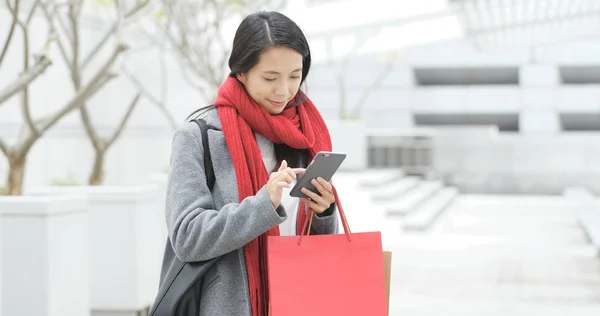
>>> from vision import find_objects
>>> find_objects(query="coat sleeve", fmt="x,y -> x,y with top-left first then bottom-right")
308,203 -> 339,235
165,123 -> 287,262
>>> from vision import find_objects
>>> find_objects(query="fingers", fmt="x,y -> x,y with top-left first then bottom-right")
276,181 -> 290,189
283,168 -> 300,181
274,160 -> 304,179
279,167 -> 305,182
291,168 -> 306,175
271,167 -> 294,181
311,178 -> 332,196
278,172 -> 294,185
278,160 -> 288,172
309,178 -> 335,203
300,177 -> 335,214
301,198 -> 327,214
301,186 -> 326,205
316,177 -> 333,193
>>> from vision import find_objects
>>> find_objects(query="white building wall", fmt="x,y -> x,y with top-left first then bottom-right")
2,8 -> 600,192
306,39 -> 600,193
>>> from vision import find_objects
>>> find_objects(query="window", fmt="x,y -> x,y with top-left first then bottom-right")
414,67 -> 520,86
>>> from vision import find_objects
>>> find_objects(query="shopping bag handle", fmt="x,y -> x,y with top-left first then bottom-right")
298,186 -> 352,245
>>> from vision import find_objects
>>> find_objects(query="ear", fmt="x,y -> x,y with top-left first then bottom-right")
236,72 -> 246,84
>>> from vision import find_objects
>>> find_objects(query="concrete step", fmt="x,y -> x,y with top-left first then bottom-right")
389,294 -> 600,316
385,181 -> 443,216
402,187 -> 459,232
387,193 -> 600,315
388,249 -> 600,273
387,245 -> 600,303
564,187 -> 600,250
391,284 -> 600,307
371,176 -> 421,201
356,168 -> 404,188
578,212 -> 600,250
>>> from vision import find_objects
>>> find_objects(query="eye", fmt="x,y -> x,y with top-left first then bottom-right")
290,76 -> 301,80
263,77 -> 276,82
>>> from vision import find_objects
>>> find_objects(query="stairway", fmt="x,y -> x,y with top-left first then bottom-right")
388,195 -> 600,316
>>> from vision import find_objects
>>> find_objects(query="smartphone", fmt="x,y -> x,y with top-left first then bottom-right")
289,151 -> 346,199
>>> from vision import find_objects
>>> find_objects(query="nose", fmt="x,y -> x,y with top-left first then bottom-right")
274,81 -> 287,97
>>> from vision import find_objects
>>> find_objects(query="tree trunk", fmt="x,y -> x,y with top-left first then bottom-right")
6,153 -> 26,195
88,149 -> 105,186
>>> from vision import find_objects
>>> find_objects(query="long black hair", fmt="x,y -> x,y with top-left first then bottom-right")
229,11 -> 311,85
189,11 -> 312,170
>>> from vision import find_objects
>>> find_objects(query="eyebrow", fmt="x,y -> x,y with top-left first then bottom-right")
263,68 -> 302,75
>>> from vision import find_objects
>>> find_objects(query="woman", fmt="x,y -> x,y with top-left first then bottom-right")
165,11 -> 339,316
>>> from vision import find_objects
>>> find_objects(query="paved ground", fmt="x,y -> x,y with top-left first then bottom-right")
333,172 -> 600,316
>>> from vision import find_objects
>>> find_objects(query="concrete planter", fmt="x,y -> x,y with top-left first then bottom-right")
147,173 -> 169,241
0,194 -> 90,316
26,184 -> 166,315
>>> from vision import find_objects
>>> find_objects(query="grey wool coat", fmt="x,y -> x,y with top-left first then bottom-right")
165,108 -> 339,316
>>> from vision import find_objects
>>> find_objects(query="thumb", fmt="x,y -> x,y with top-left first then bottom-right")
278,160 -> 287,171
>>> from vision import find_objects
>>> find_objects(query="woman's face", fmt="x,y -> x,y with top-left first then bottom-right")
236,46 -> 303,115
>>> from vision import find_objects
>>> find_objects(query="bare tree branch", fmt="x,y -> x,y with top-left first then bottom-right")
17,71 -> 115,151
176,57 -> 208,100
16,17 -> 39,138
75,71 -> 119,151
36,44 -> 127,135
72,0 -> 134,151
122,64 -> 177,130
24,0 -> 39,25
80,24 -> 114,69
106,92 -> 140,147
77,0 -> 138,149
119,22 -> 178,130
0,55 -> 52,105
15,0 -> 45,137
0,137 -> 9,156
2,0 -> 148,193
66,0 -> 107,151
39,1 -> 72,70
326,39 -> 348,119
0,1 -> 59,107
15,71 -> 118,159
3,0 -> 12,11
159,34 -> 168,109
0,0 -> 20,68
89,72 -> 118,95
325,31 -> 377,119
158,0 -> 288,99
82,89 -> 140,185
56,9 -> 73,44
78,0 -> 151,185
79,104 -> 100,147
68,2 -> 81,86
81,0 -> 151,70
350,64 -> 394,118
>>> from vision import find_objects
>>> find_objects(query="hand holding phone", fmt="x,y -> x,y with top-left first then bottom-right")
289,151 -> 346,199
298,176 -> 337,215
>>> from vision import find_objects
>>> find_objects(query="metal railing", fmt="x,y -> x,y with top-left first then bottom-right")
367,133 -> 434,176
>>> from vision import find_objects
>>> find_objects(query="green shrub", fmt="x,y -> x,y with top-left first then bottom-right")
50,172 -> 79,186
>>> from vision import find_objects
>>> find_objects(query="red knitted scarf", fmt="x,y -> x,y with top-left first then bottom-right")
213,76 -> 332,315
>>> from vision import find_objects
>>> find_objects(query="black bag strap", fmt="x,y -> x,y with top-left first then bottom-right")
193,118 -> 215,189
149,118 -> 218,316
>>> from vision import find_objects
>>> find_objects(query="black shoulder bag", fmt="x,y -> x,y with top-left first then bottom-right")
149,118 -> 218,316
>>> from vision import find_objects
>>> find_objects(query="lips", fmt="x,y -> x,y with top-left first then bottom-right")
269,99 -> 286,107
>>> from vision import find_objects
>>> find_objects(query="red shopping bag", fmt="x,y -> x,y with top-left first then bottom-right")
267,196 -> 388,316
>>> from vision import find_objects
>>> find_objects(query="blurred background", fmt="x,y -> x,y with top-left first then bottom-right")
1,0 -> 600,315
